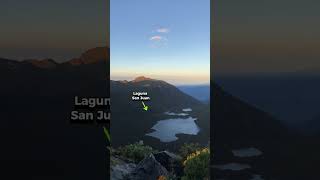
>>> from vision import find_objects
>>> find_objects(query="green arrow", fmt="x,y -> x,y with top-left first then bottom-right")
142,101 -> 149,111
103,126 -> 111,142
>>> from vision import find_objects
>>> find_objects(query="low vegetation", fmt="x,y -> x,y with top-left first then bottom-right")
112,142 -> 210,179
179,143 -> 202,159
182,148 -> 210,180
116,141 -> 157,163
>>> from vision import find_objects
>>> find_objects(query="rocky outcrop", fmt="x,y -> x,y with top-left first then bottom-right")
111,156 -> 136,180
125,154 -> 168,180
111,151 -> 184,180
153,151 -> 183,176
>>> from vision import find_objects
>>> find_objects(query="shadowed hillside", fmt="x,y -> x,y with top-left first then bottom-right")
212,83 -> 320,179
0,47 -> 109,179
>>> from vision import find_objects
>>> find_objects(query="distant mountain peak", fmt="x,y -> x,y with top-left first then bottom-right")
67,47 -> 109,65
132,76 -> 153,82
119,80 -> 129,83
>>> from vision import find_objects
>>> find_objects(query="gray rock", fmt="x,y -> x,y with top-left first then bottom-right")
153,151 -> 183,176
126,154 -> 168,180
111,156 -> 136,180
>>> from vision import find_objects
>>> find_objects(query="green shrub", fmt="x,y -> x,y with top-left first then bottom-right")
117,142 -> 156,163
179,143 -> 202,159
182,148 -> 210,180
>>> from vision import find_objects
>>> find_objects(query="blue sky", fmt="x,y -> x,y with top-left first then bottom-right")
111,0 -> 210,85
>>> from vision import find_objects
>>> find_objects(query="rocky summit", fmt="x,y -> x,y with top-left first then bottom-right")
111,151 -> 183,180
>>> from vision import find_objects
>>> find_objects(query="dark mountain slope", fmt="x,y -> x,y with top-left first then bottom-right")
0,47 -> 109,179
25,58 -> 58,68
213,83 -> 289,148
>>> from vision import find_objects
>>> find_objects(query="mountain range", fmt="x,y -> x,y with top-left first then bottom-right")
1,47 -> 319,179
111,76 -> 210,151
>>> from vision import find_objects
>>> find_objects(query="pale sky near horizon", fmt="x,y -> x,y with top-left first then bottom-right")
110,0 -> 210,85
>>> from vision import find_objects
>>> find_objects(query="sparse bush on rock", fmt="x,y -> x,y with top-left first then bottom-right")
179,143 -> 202,159
181,148 -> 210,180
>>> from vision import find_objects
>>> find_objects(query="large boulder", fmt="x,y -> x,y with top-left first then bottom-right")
125,154 -> 168,180
111,156 -> 136,180
153,151 -> 183,176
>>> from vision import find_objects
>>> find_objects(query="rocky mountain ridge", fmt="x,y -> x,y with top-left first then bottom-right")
0,46 -> 109,69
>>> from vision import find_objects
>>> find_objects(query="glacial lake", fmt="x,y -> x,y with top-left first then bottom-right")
232,147 -> 263,157
146,117 -> 200,142
182,108 -> 192,112
213,163 -> 251,171
251,174 -> 264,180
164,112 -> 189,116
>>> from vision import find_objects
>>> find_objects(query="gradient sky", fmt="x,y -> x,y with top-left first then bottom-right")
2,0 -> 318,75
110,0 -> 210,85
213,0 -> 320,75
0,0 -> 107,62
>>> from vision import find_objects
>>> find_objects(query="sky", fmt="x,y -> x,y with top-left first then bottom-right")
0,0 -> 108,62
2,0 -> 318,76
213,0 -> 320,75
110,0 -> 210,85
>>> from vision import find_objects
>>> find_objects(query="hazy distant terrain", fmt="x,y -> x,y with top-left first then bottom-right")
178,85 -> 210,103
216,74 -> 320,131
